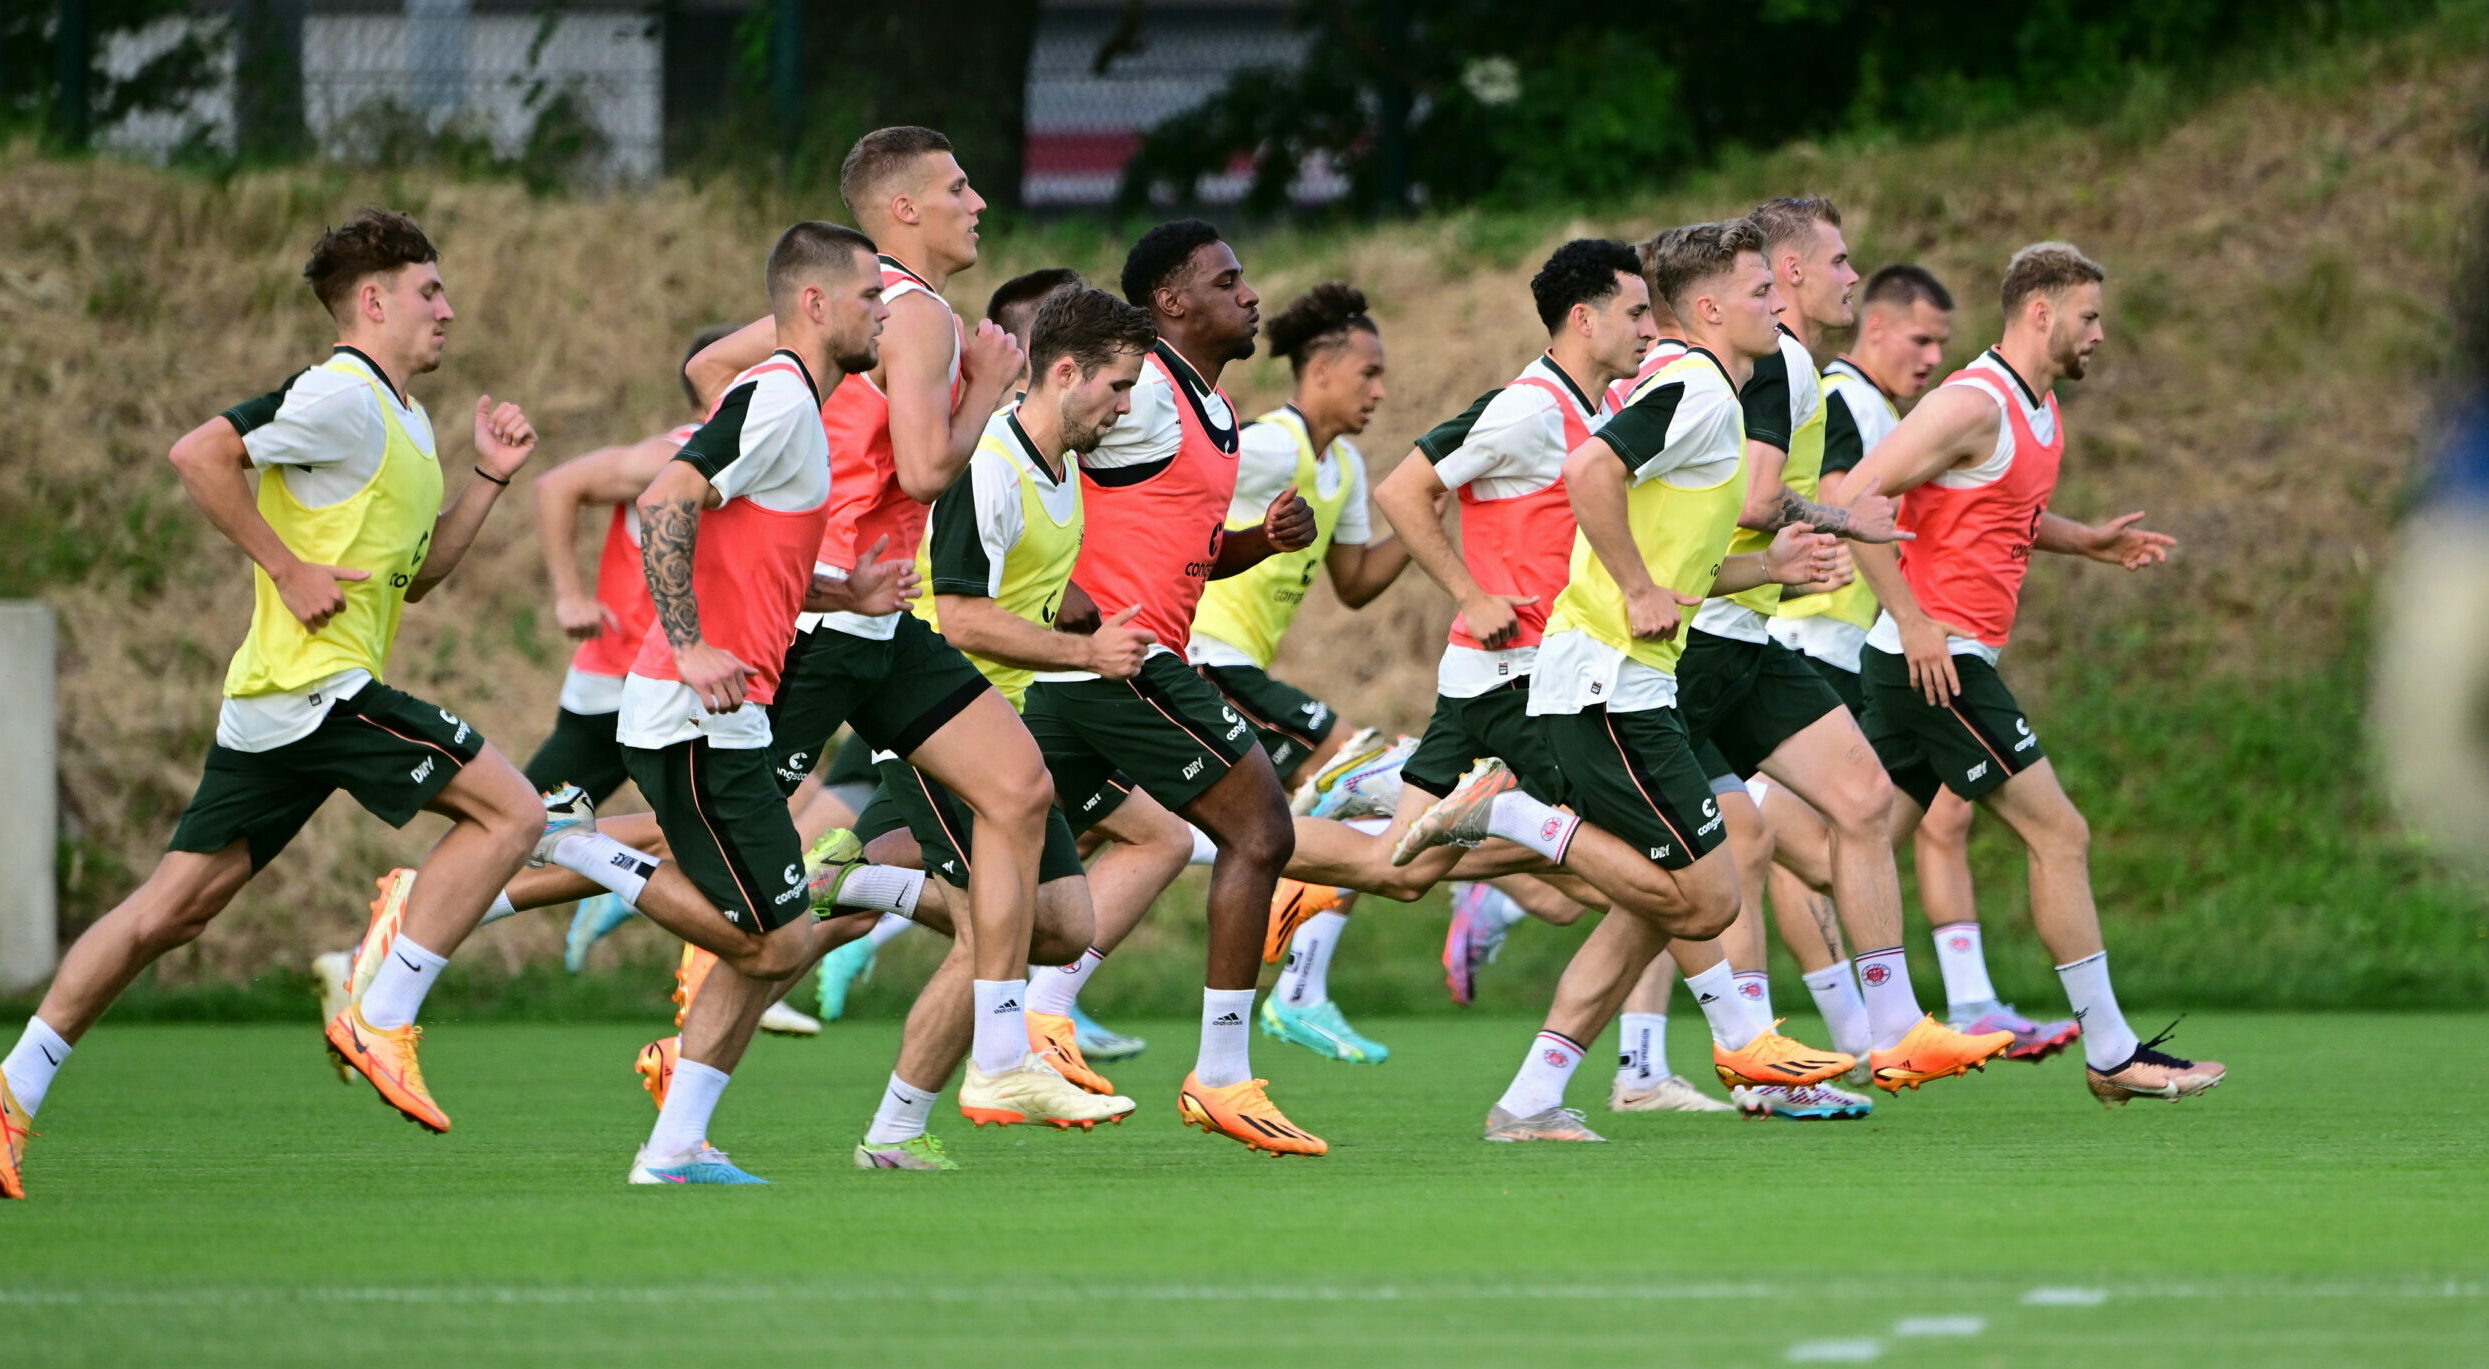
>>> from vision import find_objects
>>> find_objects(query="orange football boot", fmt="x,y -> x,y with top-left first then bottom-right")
636,1035 -> 679,1111
1712,1019 -> 1856,1089
335,868 -> 416,1081
325,1004 -> 451,1133
672,946 -> 717,1029
1265,880 -> 1347,964
1177,1073 -> 1327,1156
1868,1015 -> 2013,1093
1027,1011 -> 1115,1095
1,1076 -> 31,1199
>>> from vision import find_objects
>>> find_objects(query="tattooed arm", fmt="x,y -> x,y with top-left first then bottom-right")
1753,482 -> 1910,544
637,460 -> 756,712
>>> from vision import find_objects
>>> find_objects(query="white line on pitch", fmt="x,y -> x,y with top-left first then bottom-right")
1893,1315 -> 1987,1336
1786,1340 -> 1884,1363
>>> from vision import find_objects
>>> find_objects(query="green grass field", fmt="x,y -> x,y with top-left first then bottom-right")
4,1013 -> 2482,1366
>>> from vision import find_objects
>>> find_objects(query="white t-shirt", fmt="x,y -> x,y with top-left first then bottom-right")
1530,353 -> 1745,715
620,350 -> 833,750
1187,410 -> 1371,668
1421,355 -> 1607,697
213,347 -> 436,752
1769,358 -> 1896,675
1692,328 -> 1821,645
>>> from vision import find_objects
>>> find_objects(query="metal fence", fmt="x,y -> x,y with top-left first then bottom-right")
64,0 -> 1326,205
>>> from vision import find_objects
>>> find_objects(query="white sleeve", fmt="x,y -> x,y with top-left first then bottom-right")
1080,368 -> 1182,471
973,457 -> 1024,596
1433,387 -> 1562,491
1632,380 -> 1743,486
1333,446 -> 1373,545
700,378 -> 815,505
235,370 -> 382,471
1227,421 -> 1300,528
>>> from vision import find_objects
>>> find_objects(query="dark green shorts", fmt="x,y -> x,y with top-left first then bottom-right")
1803,652 -> 1944,807
1023,653 -> 1259,813
765,613 -> 992,795
1401,677 -> 1566,801
521,706 -> 630,806
1194,664 -> 1337,777
1860,647 -> 2044,805
169,682 -> 483,871
864,757 -> 1096,887
824,730 -> 878,787
622,738 -> 810,932
1677,630 -> 1845,779
1540,704 -> 1727,870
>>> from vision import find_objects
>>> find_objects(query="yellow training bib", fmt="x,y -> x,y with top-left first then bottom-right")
915,419 -> 1083,709
1545,352 -> 1750,676
1190,406 -> 1356,668
222,359 -> 440,697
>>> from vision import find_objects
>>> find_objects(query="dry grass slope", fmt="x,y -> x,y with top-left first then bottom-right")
0,28 -> 2477,983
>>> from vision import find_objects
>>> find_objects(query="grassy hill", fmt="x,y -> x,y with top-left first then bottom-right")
2,17 -> 2483,1013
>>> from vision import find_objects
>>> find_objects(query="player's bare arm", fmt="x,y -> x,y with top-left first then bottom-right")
683,316 -> 775,411
887,301 -> 1023,502
1734,435 -> 1908,542
1563,434 -> 1699,640
802,534 -> 921,615
1844,385 -> 1999,702
407,396 -> 536,602
170,415 -> 370,631
637,459 -> 753,712
1323,521 -> 1409,608
1714,523 -> 1848,596
1375,447 -> 1527,642
2036,510 -> 2175,569
1209,484 -> 1318,578
938,596 -> 1155,679
533,432 -> 678,638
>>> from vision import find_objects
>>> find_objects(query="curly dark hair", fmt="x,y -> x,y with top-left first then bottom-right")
1529,238 -> 1640,333
1266,282 -> 1375,372
303,208 -> 438,321
1120,218 -> 1225,309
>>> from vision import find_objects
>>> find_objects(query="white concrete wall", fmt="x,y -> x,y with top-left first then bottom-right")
0,604 -> 59,996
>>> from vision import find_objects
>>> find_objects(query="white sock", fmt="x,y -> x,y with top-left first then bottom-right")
1685,960 -> 1763,1050
1483,790 -> 1581,862
1802,960 -> 1872,1060
1278,910 -> 1347,1006
2,1017 -> 73,1117
1343,815 -> 1390,837
1733,970 -> 1774,1021
1495,1030 -> 1585,1116
1463,882 -> 1528,933
1932,921 -> 1999,1010
1853,946 -> 1924,1051
644,1058 -> 729,1159
1187,825 -> 1219,866
550,832 -> 656,906
866,911 -> 916,949
971,978 -> 1029,1075
832,865 -> 926,917
865,1072 -> 940,1145
1029,947 -> 1104,1017
359,936 -> 447,1030
478,891 -> 520,926
2055,951 -> 2141,1069
1195,987 -> 1256,1087
1616,1012 -> 1671,1087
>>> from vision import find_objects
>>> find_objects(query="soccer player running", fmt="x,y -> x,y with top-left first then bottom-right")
1019,219 -> 1331,1154
841,286 -> 1174,1168
1401,221 -> 1856,1141
1655,199 -> 2014,1114
662,129 -> 1113,1133
809,264 -> 1090,1018
611,220 -> 927,1184
1183,282 -> 1411,1065
2,211 -> 555,1197
1763,264 -> 2079,1062
1841,241 -> 2224,1106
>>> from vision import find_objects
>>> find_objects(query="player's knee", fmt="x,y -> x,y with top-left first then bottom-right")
967,765 -> 1054,833
2029,803 -> 2091,862
1824,770 -> 1896,836
1228,809 -> 1295,872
